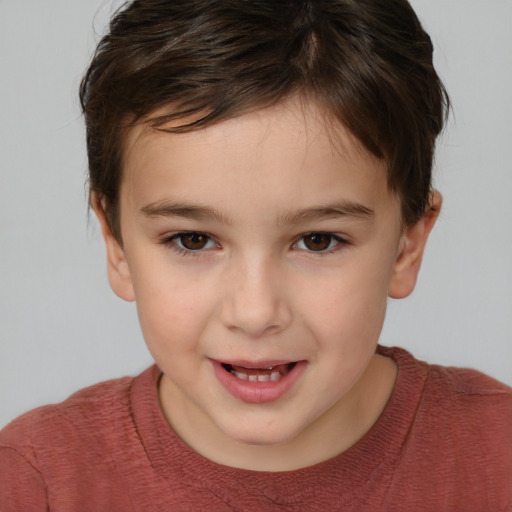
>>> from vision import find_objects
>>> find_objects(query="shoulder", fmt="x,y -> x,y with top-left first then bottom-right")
390,347 -> 512,434
382,347 -> 512,508
387,346 -> 512,444
384,345 -> 512,412
424,363 -> 512,456
425,361 -> 512,417
0,369 -> 158,510
0,371 -> 139,466
386,345 -> 512,448
430,366 -> 512,505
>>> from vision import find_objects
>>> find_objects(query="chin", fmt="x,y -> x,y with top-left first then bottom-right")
221,418 -> 302,447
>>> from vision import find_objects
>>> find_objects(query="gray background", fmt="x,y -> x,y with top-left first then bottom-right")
1,0 -> 511,429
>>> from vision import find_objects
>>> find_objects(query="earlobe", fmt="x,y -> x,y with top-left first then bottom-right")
388,191 -> 442,299
91,194 -> 135,302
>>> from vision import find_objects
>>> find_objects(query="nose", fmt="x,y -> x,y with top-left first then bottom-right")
220,255 -> 292,339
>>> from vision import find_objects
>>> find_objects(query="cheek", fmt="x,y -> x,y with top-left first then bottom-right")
128,258 -> 217,353
294,254 -> 393,360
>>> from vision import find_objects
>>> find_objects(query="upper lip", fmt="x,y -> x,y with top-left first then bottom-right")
213,359 -> 299,369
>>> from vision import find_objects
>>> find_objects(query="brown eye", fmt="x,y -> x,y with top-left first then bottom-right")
175,232 -> 213,251
301,233 -> 333,251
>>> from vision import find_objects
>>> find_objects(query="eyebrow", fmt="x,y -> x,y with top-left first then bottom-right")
141,199 -> 374,226
140,201 -> 233,224
280,201 -> 375,225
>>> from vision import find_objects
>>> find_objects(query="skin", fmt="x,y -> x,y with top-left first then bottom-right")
94,98 -> 440,471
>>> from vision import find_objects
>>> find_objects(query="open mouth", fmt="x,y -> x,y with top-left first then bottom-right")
221,362 -> 297,383
213,359 -> 306,403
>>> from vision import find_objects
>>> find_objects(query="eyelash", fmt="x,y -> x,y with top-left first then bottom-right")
161,231 -> 220,257
160,231 -> 350,257
294,232 -> 350,256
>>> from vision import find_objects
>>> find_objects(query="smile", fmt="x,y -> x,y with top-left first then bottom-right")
221,362 -> 297,382
212,360 -> 306,404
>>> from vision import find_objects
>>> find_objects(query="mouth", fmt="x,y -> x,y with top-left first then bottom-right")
212,359 -> 306,404
221,362 -> 297,382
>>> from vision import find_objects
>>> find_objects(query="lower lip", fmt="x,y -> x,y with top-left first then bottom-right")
211,360 -> 307,404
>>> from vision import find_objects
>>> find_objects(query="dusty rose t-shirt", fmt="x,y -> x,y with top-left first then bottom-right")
1,346 -> 511,511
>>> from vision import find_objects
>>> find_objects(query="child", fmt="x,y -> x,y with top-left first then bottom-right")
1,0 -> 510,510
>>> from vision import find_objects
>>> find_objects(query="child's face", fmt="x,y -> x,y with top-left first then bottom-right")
98,98 -> 431,466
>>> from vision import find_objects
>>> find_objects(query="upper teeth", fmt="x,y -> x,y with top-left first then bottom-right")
233,370 -> 281,382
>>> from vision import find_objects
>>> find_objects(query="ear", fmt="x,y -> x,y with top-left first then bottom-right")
388,191 -> 442,299
91,194 -> 135,302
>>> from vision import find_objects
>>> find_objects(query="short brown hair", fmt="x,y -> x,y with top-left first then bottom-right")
80,0 -> 449,241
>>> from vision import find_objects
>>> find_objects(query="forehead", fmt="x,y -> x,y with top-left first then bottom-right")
120,98 -> 395,220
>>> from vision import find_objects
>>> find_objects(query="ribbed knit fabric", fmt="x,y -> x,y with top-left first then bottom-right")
1,346 -> 511,511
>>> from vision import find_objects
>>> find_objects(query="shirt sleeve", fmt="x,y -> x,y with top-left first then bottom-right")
0,446 -> 48,512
